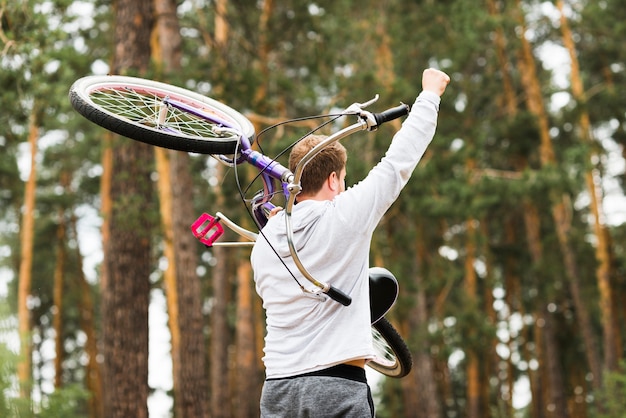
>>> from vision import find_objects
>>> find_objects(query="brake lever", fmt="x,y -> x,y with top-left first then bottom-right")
341,94 -> 379,115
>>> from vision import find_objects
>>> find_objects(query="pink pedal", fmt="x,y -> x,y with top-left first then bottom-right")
191,213 -> 224,246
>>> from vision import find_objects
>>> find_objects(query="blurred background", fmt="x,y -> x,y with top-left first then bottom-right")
0,0 -> 625,417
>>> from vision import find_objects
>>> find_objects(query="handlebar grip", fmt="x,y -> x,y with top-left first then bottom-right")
326,286 -> 352,306
373,103 -> 410,126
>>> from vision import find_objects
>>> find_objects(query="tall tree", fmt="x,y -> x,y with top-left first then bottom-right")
170,149 -> 210,417
101,1 -> 154,417
52,175 -> 69,389
406,224 -> 442,417
17,107 -> 40,400
514,0 -> 603,393
152,0 -> 210,415
209,165 -> 232,418
234,257 -> 258,417
556,0 -> 617,374
202,2 -> 235,416
70,213 -> 104,418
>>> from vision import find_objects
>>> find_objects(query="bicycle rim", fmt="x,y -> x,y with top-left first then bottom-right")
368,317 -> 413,378
69,75 -> 255,155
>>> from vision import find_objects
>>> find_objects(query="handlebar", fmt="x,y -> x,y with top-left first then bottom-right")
326,285 -> 352,306
372,103 -> 410,128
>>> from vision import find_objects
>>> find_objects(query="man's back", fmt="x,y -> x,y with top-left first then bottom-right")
252,197 -> 374,378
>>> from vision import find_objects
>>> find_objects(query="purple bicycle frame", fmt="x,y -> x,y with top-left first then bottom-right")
163,97 -> 289,227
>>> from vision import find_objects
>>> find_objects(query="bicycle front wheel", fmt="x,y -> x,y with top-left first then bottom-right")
69,75 -> 255,155
368,317 -> 413,378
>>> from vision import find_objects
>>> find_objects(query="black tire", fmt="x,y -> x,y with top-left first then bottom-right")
69,75 -> 255,155
368,317 -> 413,378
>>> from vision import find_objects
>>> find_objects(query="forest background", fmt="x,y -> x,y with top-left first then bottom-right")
1,0 -> 625,417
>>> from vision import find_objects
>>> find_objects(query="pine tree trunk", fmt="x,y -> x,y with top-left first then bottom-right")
152,0 -> 182,74
521,202 -> 546,416
53,206 -> 67,389
392,225 -> 441,418
403,228 -> 441,418
153,0 -> 211,415
523,196 -> 572,416
70,213 -> 104,418
103,140 -> 154,418
171,150 -> 210,417
210,245 -> 231,418
252,0 -> 272,106
530,313 -> 546,418
542,308 -> 570,418
464,218 -> 480,418
17,108 -> 39,400
486,5 -> 523,412
100,132 -> 113,293
480,220 -> 496,418
515,0 -> 603,390
209,161 -> 232,418
557,0 -> 617,373
487,0 -> 517,115
102,1 -> 154,417
503,217 -> 522,417
154,147 -> 182,414
209,4 -> 233,413
234,257 -> 259,417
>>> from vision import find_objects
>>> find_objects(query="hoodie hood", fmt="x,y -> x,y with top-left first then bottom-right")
265,200 -> 330,257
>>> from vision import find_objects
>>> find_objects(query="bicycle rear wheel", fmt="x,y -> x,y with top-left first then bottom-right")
69,75 -> 255,155
368,317 -> 413,378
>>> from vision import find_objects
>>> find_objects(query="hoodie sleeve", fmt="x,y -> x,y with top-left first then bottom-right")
333,90 -> 441,233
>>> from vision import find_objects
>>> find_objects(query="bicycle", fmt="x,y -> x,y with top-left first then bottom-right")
69,74 -> 413,378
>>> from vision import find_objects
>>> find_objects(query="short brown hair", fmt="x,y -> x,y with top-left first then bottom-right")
289,135 -> 347,195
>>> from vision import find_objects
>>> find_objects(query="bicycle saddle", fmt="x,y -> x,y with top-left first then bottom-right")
369,267 -> 399,324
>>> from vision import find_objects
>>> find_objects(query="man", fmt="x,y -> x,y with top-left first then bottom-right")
251,68 -> 450,417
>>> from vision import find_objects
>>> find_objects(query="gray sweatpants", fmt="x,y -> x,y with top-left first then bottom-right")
260,365 -> 375,418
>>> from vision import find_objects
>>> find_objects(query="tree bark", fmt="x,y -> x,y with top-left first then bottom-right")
480,220 -> 497,418
53,204 -> 67,389
404,227 -> 442,418
102,139 -> 154,418
102,1 -> 154,417
100,132 -> 113,294
210,244 -> 231,418
234,257 -> 259,418
70,213 -> 104,418
542,308 -> 570,418
503,216 -> 521,417
464,218 -> 481,418
154,147 -> 182,414
17,108 -> 39,400
171,150 -> 210,417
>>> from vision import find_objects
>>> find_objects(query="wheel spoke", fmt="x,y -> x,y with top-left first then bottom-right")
372,327 -> 397,367
89,86 -> 234,140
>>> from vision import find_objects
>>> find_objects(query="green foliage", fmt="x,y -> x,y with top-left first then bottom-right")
0,315 -> 18,417
0,300 -> 89,418
591,362 -> 626,418
36,385 -> 90,418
